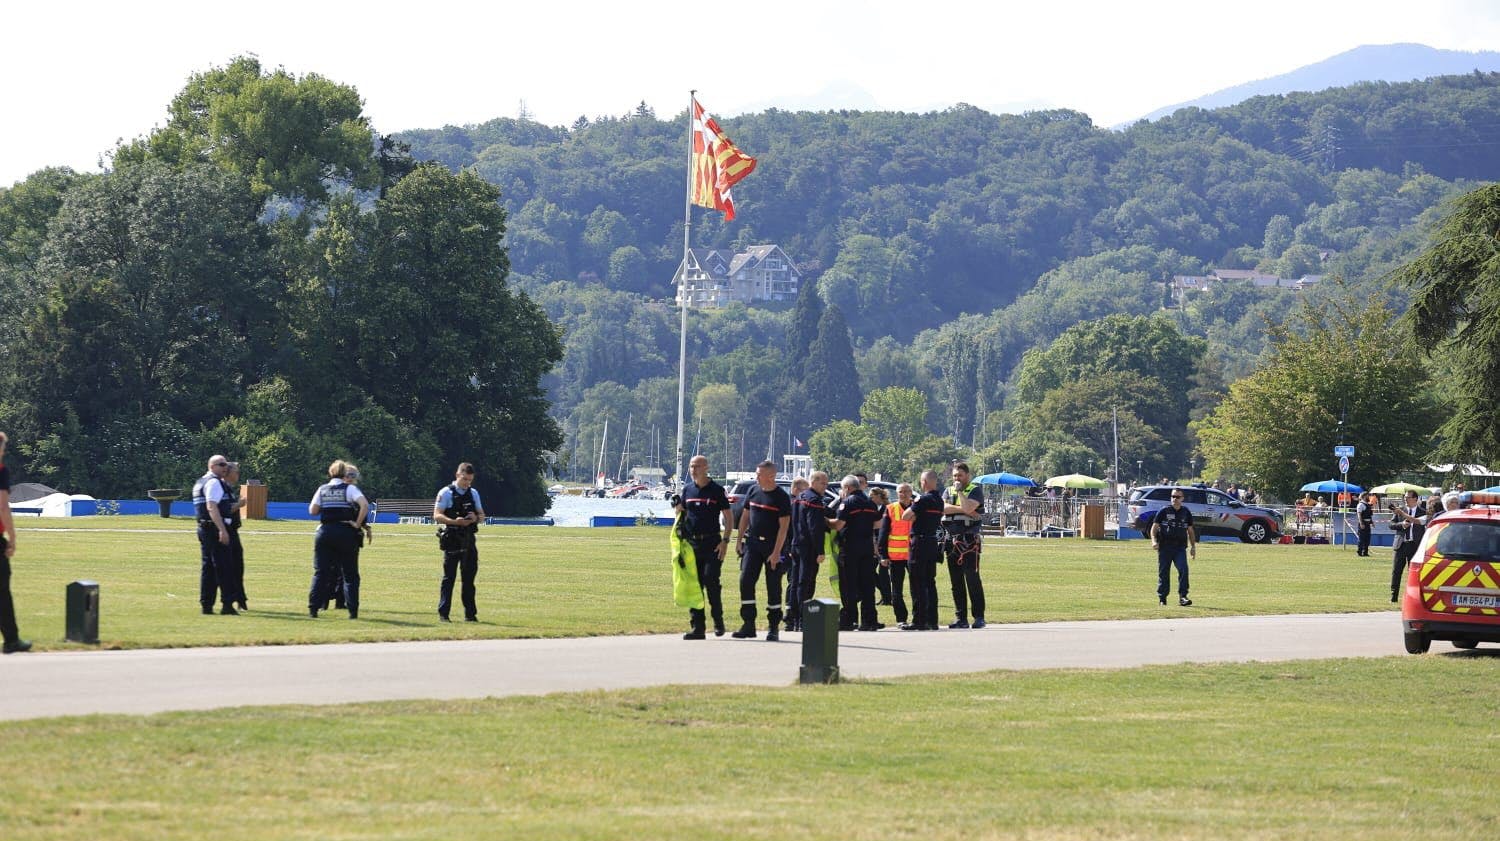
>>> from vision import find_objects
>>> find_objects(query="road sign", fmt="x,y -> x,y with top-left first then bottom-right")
1334,445 -> 1355,458
1339,456 -> 1350,474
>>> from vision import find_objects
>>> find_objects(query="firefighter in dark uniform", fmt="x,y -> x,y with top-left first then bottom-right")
902,470 -> 947,630
942,461 -> 987,628
192,455 -> 239,615
780,476 -> 810,631
786,470 -> 832,633
434,462 -> 486,622
733,460 -> 791,640
308,459 -> 368,619
674,455 -> 732,639
831,474 -> 882,630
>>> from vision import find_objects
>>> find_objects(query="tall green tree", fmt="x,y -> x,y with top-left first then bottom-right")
1398,183 -> 1500,465
800,304 -> 863,432
1194,298 -> 1434,500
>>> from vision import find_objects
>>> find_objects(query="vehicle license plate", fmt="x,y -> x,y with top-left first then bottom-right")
1452,593 -> 1498,608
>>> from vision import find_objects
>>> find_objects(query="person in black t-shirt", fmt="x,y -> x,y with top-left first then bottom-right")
732,461 -> 792,640
1150,489 -> 1197,606
831,475 -> 883,630
674,455 -> 733,639
902,470 -> 947,630
0,431 -> 30,654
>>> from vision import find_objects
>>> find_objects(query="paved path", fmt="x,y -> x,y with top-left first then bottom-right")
0,612 -> 1408,721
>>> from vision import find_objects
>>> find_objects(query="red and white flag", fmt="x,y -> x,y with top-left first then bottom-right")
692,97 -> 757,221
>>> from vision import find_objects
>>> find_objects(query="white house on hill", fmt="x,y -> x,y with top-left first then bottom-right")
674,244 -> 801,308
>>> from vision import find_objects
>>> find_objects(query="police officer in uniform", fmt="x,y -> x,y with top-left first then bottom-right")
674,455 -> 732,638
309,460 -> 368,619
192,455 -> 239,615
0,430 -> 31,653
941,462 -> 987,628
733,460 -> 791,641
434,462 -> 486,622
831,475 -> 882,631
1150,488 -> 1196,606
787,471 -> 832,633
1355,492 -> 1375,557
902,470 -> 946,630
223,462 -> 249,611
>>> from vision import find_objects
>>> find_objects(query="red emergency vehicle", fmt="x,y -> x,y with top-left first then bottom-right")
1401,491 -> 1500,653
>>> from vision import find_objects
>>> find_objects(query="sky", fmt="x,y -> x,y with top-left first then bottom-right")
4,0 -> 1499,188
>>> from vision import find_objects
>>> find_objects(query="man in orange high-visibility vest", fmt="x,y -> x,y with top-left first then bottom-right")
879,482 -> 914,628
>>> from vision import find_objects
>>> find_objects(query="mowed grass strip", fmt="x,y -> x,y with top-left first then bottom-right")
1,655 -> 1495,841
8,517 -> 1397,649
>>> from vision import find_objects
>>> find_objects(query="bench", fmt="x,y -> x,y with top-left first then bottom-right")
375,498 -> 436,524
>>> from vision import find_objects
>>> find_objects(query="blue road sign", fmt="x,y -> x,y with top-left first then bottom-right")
1334,445 -> 1355,458
1339,456 -> 1350,474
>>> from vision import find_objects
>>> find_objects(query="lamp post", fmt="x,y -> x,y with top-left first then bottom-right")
1190,455 -> 1199,480
1136,459 -> 1143,486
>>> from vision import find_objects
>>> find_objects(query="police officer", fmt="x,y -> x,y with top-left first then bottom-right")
0,430 -> 31,653
673,455 -> 732,639
309,460 -> 368,619
901,470 -> 945,630
942,462 -> 987,628
223,462 -> 249,611
192,455 -> 238,615
434,462 -> 486,622
786,470 -> 832,633
1150,487 -> 1196,606
733,460 -> 791,641
831,474 -> 882,631
1355,492 -> 1375,557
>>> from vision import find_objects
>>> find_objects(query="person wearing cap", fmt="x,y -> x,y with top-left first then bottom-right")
309,460 -> 368,619
434,462 -> 485,623
192,454 -> 239,615
0,431 -> 31,653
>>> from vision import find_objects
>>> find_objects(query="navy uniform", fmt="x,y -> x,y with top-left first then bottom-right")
192,470 -> 237,615
832,488 -> 882,630
905,486 -> 945,630
309,479 -> 366,618
942,481 -> 986,628
223,478 -> 247,611
1151,501 -> 1195,605
1356,497 -> 1373,557
679,477 -> 730,636
787,486 -> 830,632
1,459 -> 30,653
734,483 -> 792,639
436,482 -> 484,621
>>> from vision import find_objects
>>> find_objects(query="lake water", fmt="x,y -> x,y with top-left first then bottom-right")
543,494 -> 676,527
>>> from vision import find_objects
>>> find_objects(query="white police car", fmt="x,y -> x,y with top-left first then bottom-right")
1128,485 -> 1283,543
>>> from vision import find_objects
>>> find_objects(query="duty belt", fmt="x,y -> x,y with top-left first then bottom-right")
911,532 -> 941,539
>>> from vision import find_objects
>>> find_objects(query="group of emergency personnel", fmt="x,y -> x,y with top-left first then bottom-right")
674,457 -> 989,640
190,457 -> 487,622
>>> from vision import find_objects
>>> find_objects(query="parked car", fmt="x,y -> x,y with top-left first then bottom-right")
1401,492 -> 1500,653
1127,485 -> 1283,543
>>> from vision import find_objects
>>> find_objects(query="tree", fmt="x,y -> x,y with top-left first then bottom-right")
859,386 -> 929,476
118,55 -> 380,203
1398,183 -> 1500,465
800,304 -> 862,430
1194,297 -> 1434,500
808,420 -> 871,481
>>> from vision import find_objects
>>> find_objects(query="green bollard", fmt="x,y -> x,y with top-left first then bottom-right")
799,598 -> 840,684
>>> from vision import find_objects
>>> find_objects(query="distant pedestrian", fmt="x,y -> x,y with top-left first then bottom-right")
191,455 -> 238,615
1150,487 -> 1196,606
0,431 -> 30,654
434,462 -> 486,623
309,460 -> 368,619
1355,492 -> 1375,557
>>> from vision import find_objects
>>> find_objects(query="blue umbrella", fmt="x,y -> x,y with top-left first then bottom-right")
975,472 -> 1036,487
1481,486 -> 1500,494
1300,479 -> 1364,494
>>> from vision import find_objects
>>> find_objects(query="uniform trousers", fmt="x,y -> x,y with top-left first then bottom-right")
439,535 -> 479,619
841,545 -> 879,628
885,560 -> 909,624
908,535 -> 941,628
1156,544 -> 1190,600
1392,538 -> 1419,597
738,535 -> 785,629
310,524 -> 362,614
944,529 -> 985,622
1356,523 -> 1372,556
228,527 -> 246,606
197,523 -> 238,611
0,538 -> 19,645
687,534 -> 724,632
788,539 -> 822,624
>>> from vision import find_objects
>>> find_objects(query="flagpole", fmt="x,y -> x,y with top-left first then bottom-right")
675,90 -> 695,488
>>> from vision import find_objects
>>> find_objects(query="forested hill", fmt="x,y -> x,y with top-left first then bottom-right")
399,71 -> 1500,342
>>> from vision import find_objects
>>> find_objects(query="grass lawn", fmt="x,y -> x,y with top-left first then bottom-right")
7,517 -> 1398,649
0,654 -> 1495,840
